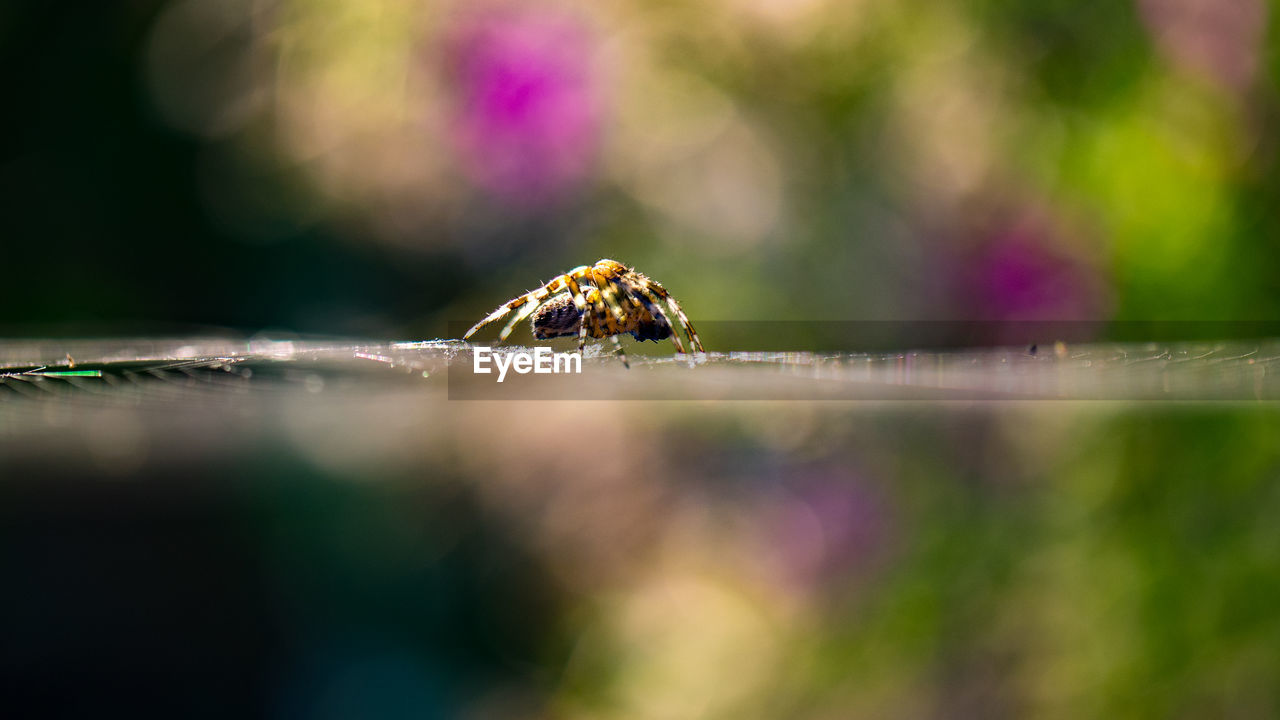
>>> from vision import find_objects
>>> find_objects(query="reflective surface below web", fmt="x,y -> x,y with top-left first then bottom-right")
2,337 -> 1279,403
2,334 -> 1278,483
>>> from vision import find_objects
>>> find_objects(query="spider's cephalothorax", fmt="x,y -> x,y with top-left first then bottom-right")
464,259 -> 703,366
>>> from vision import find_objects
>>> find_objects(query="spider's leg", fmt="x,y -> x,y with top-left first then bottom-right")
609,335 -> 630,370
591,268 -> 629,327
499,296 -> 548,340
465,271 -> 581,341
467,295 -> 534,339
630,284 -> 687,355
495,276 -> 569,341
643,282 -> 704,354
564,272 -> 593,355
574,295 -> 628,368
584,279 -> 625,342
464,304 -> 516,340
583,286 -> 629,368
662,294 -> 705,354
498,297 -> 545,341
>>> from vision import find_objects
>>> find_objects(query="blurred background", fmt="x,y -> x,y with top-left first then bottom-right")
6,0 -> 1280,334
4,0 -> 1280,717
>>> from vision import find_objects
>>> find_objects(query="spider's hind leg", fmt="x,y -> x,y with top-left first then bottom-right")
498,274 -> 591,342
609,335 -> 630,369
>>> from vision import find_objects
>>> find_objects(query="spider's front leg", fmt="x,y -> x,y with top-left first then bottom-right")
585,297 -> 630,369
663,294 -> 704,354
629,284 -> 687,355
465,287 -> 546,341
556,274 -> 593,355
641,280 -> 704,355
590,268 -> 631,328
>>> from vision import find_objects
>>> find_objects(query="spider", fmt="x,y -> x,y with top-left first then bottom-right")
463,259 -> 704,367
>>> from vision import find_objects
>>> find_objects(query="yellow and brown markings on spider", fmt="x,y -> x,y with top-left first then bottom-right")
463,259 -> 704,368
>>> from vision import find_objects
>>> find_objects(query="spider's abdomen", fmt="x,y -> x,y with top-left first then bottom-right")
530,293 -> 584,339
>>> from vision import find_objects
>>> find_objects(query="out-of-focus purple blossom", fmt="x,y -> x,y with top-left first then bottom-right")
1137,0 -> 1266,94
763,467 -> 891,594
444,9 -> 600,205
959,220 -> 1108,322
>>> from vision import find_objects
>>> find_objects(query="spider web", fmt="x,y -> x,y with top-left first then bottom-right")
1,336 -> 1277,467
0,336 -> 1277,404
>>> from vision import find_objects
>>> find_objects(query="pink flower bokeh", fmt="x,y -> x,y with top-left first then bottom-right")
958,216 -> 1109,322
762,466 -> 893,595
444,9 -> 601,206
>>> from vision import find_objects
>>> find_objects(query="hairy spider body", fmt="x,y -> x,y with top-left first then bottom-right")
464,259 -> 703,366
530,290 -> 671,342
